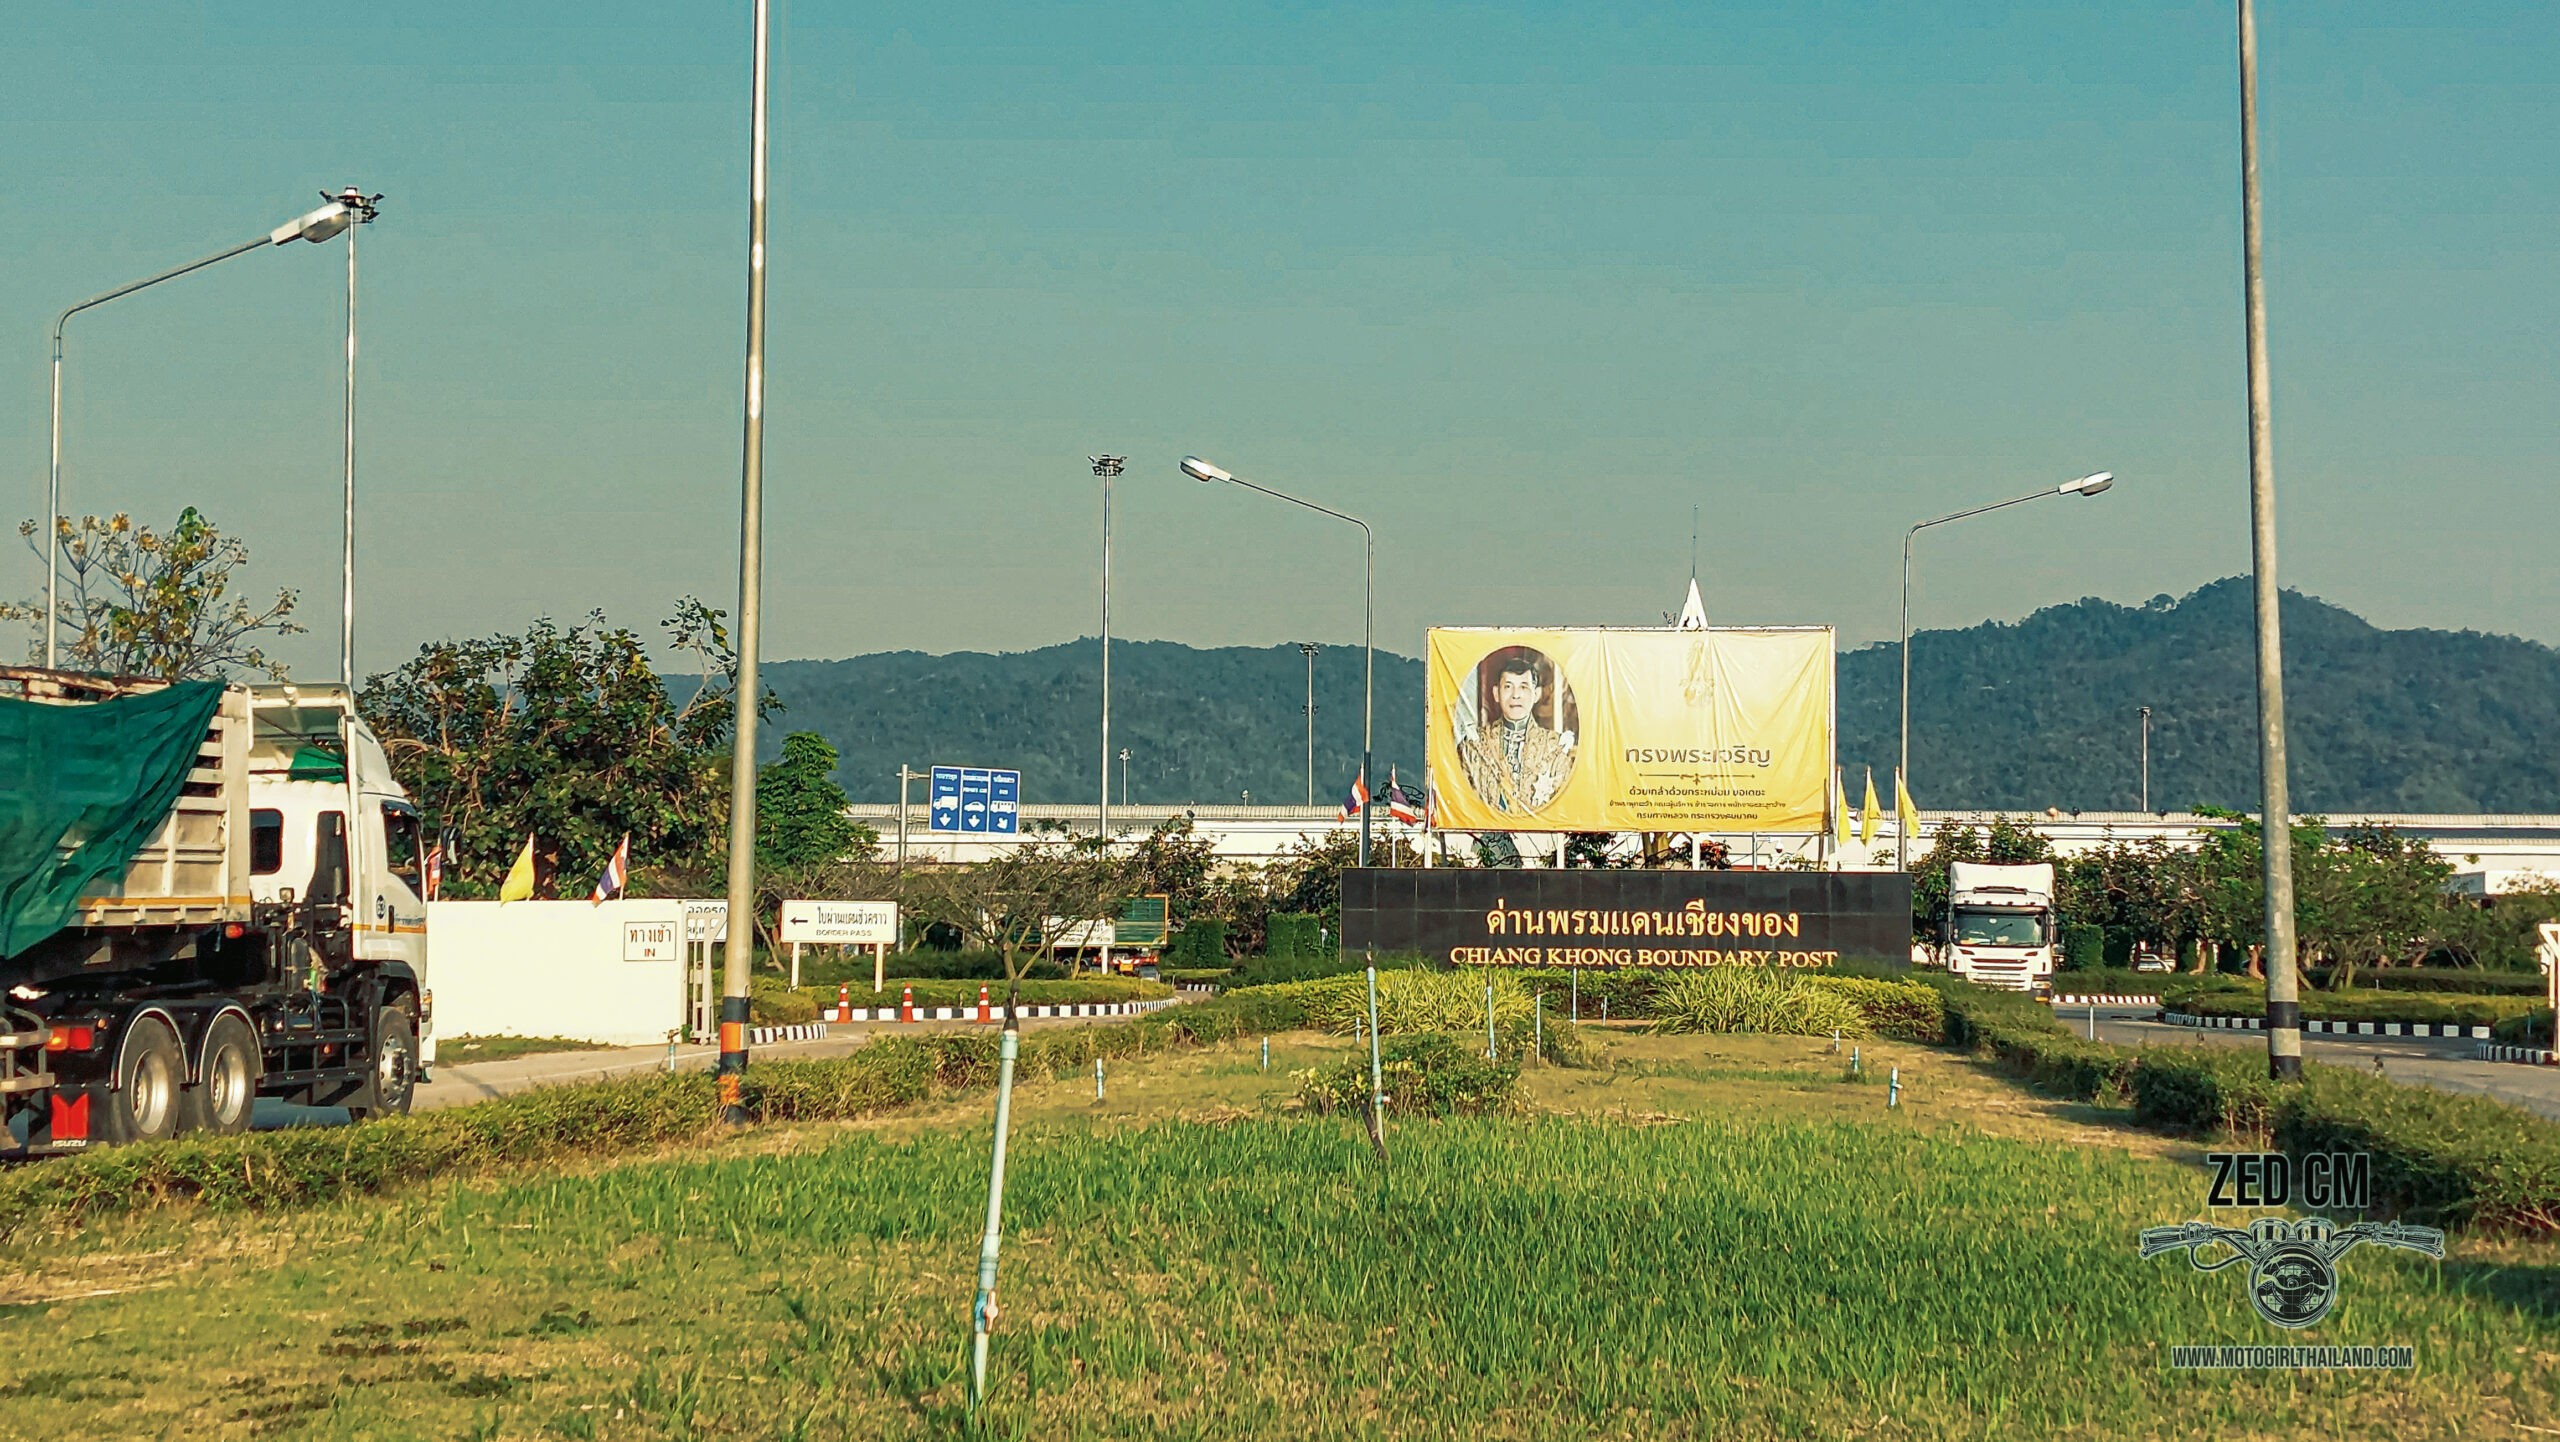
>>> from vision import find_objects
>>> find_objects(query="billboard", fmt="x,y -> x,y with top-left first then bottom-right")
1425,626 -> 1833,834
1339,868 -> 1911,969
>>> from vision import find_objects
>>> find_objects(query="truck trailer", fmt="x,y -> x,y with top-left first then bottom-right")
1,666 -> 428,1152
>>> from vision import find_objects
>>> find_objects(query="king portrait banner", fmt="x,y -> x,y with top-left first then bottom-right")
1425,626 -> 1833,834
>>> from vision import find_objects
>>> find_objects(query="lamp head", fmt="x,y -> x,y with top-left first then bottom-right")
2062,471 -> 2115,497
1180,456 -> 1232,485
273,202 -> 352,246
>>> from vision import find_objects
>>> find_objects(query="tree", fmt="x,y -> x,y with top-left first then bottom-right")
759,732 -> 871,870
1270,830 -> 1426,939
5,509 -> 301,679
1909,817 -> 2054,936
1125,817 -> 1219,925
898,842 -> 1133,1020
358,599 -> 764,897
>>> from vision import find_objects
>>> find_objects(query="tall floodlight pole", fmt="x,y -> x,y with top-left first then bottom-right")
1897,470 -> 2116,869
42,196 -> 358,669
718,0 -> 772,1126
2139,706 -> 2153,812
1298,642 -> 1319,806
2238,0 -> 2301,1082
1119,747 -> 1131,808
1184,457 -> 1373,865
336,188 -> 382,685
1092,455 -> 1123,846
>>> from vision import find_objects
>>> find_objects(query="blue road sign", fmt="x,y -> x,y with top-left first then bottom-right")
929,765 -> 1020,834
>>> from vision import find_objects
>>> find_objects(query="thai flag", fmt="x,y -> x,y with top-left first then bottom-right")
1386,768 -> 1424,825
1334,770 -> 1371,823
590,833 -> 630,904
425,826 -> 456,902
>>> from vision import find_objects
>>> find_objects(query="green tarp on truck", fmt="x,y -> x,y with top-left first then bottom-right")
0,680 -> 225,960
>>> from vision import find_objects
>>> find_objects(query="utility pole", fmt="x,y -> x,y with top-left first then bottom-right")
896,765 -> 923,871
1118,747 -> 1130,810
336,187 -> 381,686
1093,455 -> 1123,848
1298,642 -> 1319,806
717,0 -> 773,1125
2238,0 -> 2301,1083
2139,706 -> 2153,812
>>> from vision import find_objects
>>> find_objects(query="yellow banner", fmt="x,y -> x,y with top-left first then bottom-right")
1426,627 -> 1833,833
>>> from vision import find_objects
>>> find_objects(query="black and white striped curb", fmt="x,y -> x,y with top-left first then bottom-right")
2048,994 -> 2162,1007
1176,982 -> 1219,995
819,999 -> 1179,1023
747,1022 -> 830,1045
2475,1043 -> 2558,1066
2161,1010 -> 2491,1040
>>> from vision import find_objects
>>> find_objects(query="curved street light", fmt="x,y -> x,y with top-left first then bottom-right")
42,195 -> 364,668
1184,456 -> 1375,867
1896,472 -> 2116,869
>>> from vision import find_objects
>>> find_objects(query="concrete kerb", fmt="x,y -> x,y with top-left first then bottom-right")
2158,1010 -> 2492,1040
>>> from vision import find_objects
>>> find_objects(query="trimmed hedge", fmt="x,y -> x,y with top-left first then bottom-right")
2491,1010 -> 2553,1047
796,977 -> 1172,1010
2045,967 -> 2180,996
1264,913 -> 1325,959
2172,985 -> 2540,1030
1167,919 -> 1228,967
2308,967 -> 2547,996
1922,974 -> 2560,1235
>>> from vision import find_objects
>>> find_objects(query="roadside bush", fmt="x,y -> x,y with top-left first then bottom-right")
799,977 -> 1171,1011
2046,967 -> 2176,997
2062,925 -> 2104,971
1501,967 -> 1666,1021
1228,950 -> 1428,989
1814,977 -> 1946,1043
1301,969 -> 1536,1046
749,982 -> 820,1025
2307,967 -> 2547,996
2491,1010 -> 2553,1047
1648,969 -> 1865,1038
1295,1033 -> 1521,1119
1264,912 -> 1326,959
1158,967 -> 1232,985
800,948 -> 1067,985
2172,985 -> 2537,1030
1168,919 -> 1228,967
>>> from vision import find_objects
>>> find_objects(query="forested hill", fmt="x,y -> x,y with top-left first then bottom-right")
1842,578 -> 2560,814
749,579 -> 2560,813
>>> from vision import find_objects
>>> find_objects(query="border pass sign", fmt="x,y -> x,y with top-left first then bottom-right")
780,901 -> 899,946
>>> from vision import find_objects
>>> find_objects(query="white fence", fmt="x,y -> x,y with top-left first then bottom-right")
425,900 -> 688,1051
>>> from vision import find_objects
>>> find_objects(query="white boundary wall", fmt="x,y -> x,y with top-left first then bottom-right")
427,900 -> 687,1047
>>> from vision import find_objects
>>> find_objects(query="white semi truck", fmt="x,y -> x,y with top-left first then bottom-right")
1,666 -> 428,1152
1937,861 -> 2058,993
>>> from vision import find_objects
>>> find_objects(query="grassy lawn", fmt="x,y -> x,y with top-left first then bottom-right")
431,1036 -> 616,1066
1,1031 -> 2553,1439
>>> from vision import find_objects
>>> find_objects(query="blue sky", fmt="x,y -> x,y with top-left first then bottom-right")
6,1 -> 2555,679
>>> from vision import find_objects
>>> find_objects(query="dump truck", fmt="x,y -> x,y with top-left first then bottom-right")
1,666 -> 427,1152
1936,861 -> 2058,993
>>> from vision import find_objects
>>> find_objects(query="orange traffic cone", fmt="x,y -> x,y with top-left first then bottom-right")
900,985 -> 916,1024
976,984 -> 992,1024
837,983 -> 852,1023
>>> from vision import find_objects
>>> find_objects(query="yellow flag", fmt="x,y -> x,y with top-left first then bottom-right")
498,833 -> 536,903
1831,769 -> 1852,851
1896,770 -> 1922,840
1859,769 -> 1881,847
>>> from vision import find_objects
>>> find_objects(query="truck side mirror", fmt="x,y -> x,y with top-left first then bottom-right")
311,812 -> 350,908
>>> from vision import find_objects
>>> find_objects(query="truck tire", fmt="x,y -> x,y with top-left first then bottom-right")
101,1016 -> 184,1145
181,1014 -> 260,1136
347,998 -> 418,1121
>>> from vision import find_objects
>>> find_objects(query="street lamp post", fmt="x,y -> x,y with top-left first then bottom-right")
717,0 -> 773,1127
1185,457 -> 1374,866
1092,455 -> 1123,847
2139,706 -> 2153,812
1897,471 -> 2115,869
41,196 -> 360,669
2238,0 -> 2302,1083
1298,642 -> 1319,806
335,188 -> 382,685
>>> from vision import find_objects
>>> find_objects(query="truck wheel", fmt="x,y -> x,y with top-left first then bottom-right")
347,998 -> 418,1121
180,1014 -> 260,1136
101,1017 -> 184,1145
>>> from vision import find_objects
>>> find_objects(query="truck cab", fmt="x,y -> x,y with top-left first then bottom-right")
1937,861 -> 2058,994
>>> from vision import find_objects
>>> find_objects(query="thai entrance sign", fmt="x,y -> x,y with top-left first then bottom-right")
778,900 -> 899,946
1425,626 -> 1833,833
1338,868 -> 1910,968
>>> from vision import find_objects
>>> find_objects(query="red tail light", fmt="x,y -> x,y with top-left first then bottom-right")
45,1025 -> 95,1052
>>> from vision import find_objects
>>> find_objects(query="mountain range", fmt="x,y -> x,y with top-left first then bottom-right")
746,578 -> 2560,814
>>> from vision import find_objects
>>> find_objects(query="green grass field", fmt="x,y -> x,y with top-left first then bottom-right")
1,1032 -> 2553,1439
431,1035 -> 613,1066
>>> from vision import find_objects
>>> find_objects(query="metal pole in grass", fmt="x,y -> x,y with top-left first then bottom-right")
969,1025 -> 1021,1410
1571,968 -> 1579,1022
1261,1037 -> 1269,1072
1364,962 -> 1388,1161
1534,993 -> 1542,1064
1485,983 -> 1497,1059
1095,1057 -> 1104,1101
1889,1067 -> 1901,1108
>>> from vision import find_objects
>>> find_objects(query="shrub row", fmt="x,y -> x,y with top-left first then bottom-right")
790,976 -> 1172,1012
2490,1010 -> 2554,1048
1921,975 -> 2560,1235
2169,984 -> 2542,1030
0,985 -> 1334,1240
795,948 -> 1071,986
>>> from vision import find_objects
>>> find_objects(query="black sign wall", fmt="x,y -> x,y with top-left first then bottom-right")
1339,868 -> 1914,969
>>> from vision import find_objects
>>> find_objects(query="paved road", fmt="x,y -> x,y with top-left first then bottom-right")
2056,1003 -> 2560,1122
251,1013 -> 1122,1131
